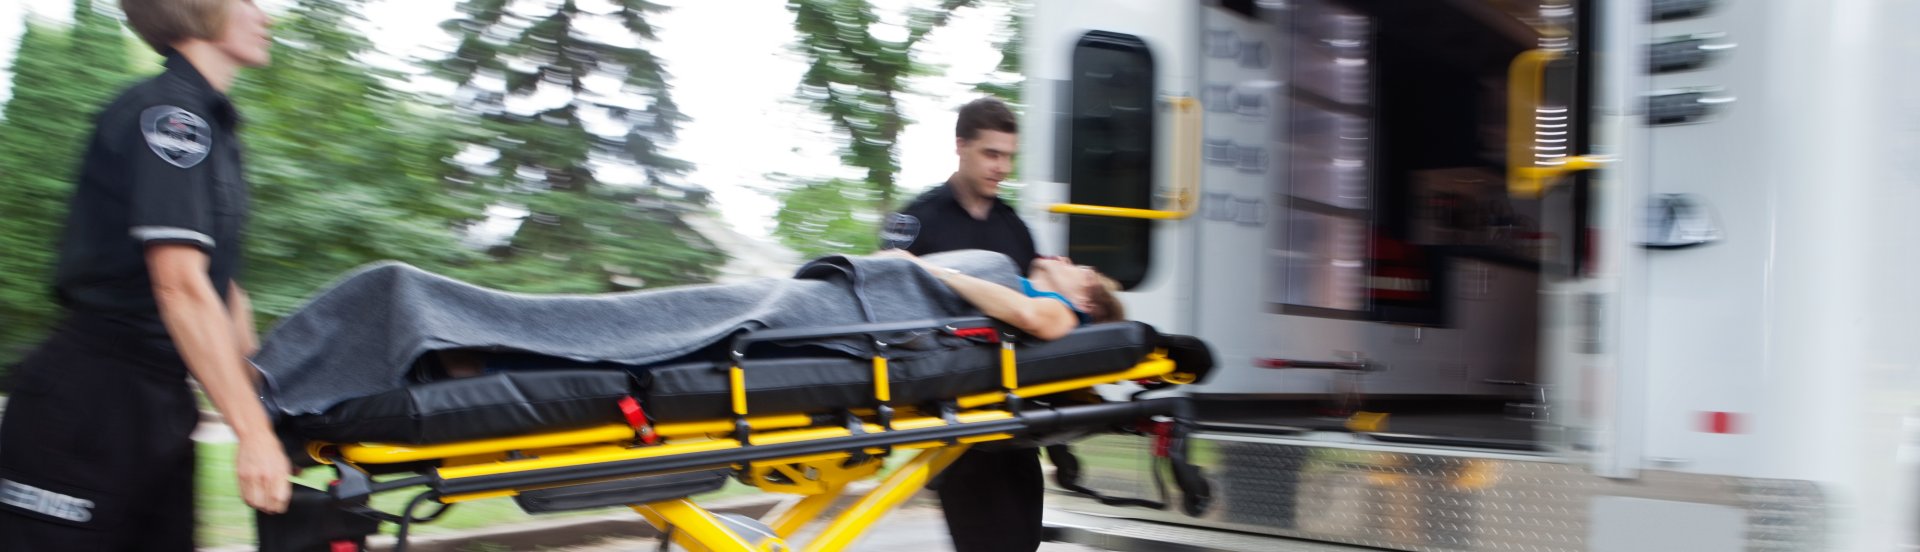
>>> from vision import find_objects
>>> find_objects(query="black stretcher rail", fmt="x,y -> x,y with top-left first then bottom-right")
398,397 -> 1192,500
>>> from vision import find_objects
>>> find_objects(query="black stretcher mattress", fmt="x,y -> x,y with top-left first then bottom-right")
284,322 -> 1204,445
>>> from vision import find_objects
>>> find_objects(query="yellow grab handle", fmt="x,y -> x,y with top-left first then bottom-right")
1047,95 -> 1202,220
1507,49 -> 1607,198
1048,204 -> 1193,220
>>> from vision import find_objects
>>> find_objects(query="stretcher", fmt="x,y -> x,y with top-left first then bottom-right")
263,318 -> 1215,552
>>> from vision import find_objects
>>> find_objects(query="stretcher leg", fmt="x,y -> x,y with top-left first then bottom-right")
633,497 -> 786,552
803,445 -> 970,552
753,457 -> 884,538
767,490 -> 842,539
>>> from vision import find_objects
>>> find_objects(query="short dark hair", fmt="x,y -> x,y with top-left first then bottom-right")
955,97 -> 1017,140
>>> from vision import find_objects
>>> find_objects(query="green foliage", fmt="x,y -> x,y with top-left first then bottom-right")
785,0 -> 978,214
0,2 -> 138,360
230,0 -> 490,319
430,0 -> 722,292
971,3 -> 1025,106
0,0 -> 809,365
0,1 -> 521,351
778,0 -> 1036,253
773,177 -> 882,258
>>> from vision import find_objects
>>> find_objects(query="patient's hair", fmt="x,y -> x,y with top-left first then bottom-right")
1084,275 -> 1125,323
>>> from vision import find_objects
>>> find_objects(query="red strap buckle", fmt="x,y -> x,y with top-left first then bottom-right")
1150,421 -> 1173,458
619,396 -> 659,445
952,327 -> 999,343
330,540 -> 360,552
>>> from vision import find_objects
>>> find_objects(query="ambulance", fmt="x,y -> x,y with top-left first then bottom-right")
1014,0 -> 1920,549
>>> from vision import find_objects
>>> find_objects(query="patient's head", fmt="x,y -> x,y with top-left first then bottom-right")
1030,257 -> 1126,323
1083,274 -> 1124,323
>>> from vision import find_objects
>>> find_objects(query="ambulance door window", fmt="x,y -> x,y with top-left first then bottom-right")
1067,31 -> 1156,288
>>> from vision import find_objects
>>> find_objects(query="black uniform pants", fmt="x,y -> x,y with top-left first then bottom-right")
0,315 -> 199,551
937,447 -> 1044,552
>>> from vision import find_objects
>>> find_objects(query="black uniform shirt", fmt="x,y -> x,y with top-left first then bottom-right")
52,51 -> 249,344
883,180 -> 1036,275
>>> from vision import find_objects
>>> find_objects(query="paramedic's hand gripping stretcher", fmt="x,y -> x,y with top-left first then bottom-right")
267,318 -> 1214,552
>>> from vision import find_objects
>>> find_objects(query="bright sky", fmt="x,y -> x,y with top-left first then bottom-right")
0,0 -> 1012,239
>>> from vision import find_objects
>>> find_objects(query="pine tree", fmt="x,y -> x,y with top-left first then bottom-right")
430,0 -> 721,293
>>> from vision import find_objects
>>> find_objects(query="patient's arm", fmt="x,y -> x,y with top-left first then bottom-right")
877,250 -> 1078,340
944,271 -> 1079,340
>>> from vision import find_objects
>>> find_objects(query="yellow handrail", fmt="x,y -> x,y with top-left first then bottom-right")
1507,49 -> 1607,198
1047,203 -> 1194,220
1047,95 -> 1201,220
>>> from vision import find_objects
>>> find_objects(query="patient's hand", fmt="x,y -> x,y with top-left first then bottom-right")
439,350 -> 485,379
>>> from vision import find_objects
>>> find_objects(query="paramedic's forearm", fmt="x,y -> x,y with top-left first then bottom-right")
229,282 -> 258,358
152,256 -> 272,443
149,245 -> 291,513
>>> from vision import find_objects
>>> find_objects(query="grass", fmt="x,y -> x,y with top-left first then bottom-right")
194,443 -> 765,548
1062,434 -> 1220,472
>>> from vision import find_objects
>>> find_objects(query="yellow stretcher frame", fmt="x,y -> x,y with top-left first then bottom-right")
308,351 -> 1195,552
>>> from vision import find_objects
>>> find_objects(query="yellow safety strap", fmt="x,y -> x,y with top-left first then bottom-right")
729,365 -> 747,416
999,341 -> 1017,390
872,356 -> 891,403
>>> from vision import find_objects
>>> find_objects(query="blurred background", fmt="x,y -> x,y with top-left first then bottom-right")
0,0 -> 1025,367
3,1 -> 1916,550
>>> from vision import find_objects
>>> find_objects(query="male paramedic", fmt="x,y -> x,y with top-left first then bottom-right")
0,0 -> 291,548
882,97 -> 1045,552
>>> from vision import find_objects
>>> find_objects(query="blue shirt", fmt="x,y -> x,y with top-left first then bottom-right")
1020,278 -> 1091,325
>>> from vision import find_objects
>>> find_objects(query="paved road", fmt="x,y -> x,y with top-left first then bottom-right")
556,503 -> 1107,552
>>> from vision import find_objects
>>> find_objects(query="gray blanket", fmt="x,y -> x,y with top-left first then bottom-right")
253,250 -> 1021,416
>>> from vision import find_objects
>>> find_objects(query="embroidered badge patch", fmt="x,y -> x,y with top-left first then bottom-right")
879,212 -> 921,250
141,105 -> 212,168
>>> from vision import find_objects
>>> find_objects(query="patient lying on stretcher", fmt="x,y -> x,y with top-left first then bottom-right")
430,251 -> 1126,379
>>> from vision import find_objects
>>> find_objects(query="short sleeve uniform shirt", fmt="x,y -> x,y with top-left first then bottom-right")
52,51 -> 250,345
883,181 -> 1036,275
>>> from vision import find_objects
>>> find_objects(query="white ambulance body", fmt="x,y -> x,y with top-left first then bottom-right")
1015,0 -> 1920,550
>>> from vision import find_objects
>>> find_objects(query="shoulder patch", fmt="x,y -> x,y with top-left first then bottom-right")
879,212 -> 921,250
140,105 -> 212,168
